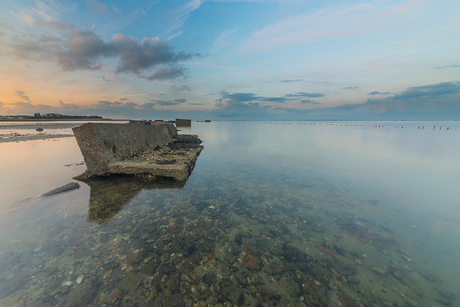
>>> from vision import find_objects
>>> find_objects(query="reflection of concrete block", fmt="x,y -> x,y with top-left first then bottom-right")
73,122 -> 202,181
176,118 -> 191,127
85,175 -> 185,225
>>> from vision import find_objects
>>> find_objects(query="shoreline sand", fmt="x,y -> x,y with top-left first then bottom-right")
0,133 -> 74,143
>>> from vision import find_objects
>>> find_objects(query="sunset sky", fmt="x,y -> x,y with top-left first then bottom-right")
0,0 -> 459,120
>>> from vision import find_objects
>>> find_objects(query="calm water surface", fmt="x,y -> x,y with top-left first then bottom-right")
0,121 -> 459,307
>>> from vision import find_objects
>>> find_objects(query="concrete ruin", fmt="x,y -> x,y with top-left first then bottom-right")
176,118 -> 192,127
72,122 -> 203,181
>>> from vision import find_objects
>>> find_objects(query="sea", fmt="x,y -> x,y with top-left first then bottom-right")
0,120 -> 459,307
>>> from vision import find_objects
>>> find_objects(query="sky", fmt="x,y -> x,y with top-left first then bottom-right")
0,0 -> 459,120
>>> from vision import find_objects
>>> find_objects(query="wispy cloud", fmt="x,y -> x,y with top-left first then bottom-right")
167,0 -> 203,33
301,99 -> 319,104
192,62 -> 240,71
212,28 -> 238,53
215,90 -> 325,107
239,0 -> 422,52
334,81 -> 460,117
435,64 -> 459,70
280,79 -> 303,83
285,92 -> 324,98
172,85 -> 192,92
151,98 -> 187,106
86,0 -> 108,14
367,91 -> 390,95
13,1 -> 62,25
168,31 -> 183,41
394,82 -> 460,99
15,90 -> 32,102
4,96 -> 189,115
144,67 -> 188,81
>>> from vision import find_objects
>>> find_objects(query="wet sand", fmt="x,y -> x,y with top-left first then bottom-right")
0,122 -> 82,143
0,133 -> 74,143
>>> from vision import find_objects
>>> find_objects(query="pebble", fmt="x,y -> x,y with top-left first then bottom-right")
371,267 -> 388,275
403,296 -> 418,306
76,275 -> 84,284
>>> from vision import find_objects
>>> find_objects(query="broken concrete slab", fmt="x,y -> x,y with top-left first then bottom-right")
72,122 -> 203,181
175,118 -> 191,127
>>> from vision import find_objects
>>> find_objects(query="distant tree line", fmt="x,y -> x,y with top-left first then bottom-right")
0,113 -> 103,120
33,113 -> 102,119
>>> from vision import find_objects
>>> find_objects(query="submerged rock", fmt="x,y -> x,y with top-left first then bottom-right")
371,267 -> 388,275
62,276 -> 98,307
40,182 -> 80,197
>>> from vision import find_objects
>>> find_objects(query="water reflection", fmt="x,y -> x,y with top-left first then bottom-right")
1,121 -> 460,307
80,175 -> 186,225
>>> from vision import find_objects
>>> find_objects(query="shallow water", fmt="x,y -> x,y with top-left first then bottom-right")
0,121 -> 459,306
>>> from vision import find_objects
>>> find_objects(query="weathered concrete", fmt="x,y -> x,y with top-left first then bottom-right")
176,118 -> 191,127
73,122 -> 203,181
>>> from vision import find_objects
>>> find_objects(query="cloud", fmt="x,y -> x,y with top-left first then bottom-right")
367,91 -> 390,95
58,100 -> 81,109
394,82 -> 460,99
189,102 -> 205,106
213,81 -> 460,120
34,19 -> 75,31
167,31 -> 183,41
435,64 -> 459,70
220,91 -> 259,102
239,1 -> 420,53
301,99 -> 319,104
151,98 -> 187,106
215,90 -> 325,107
0,102 -> 4,109
11,24 -> 200,80
5,100 -> 79,114
15,90 -> 31,102
172,85 -> 192,92
86,0 -> 108,14
345,86 -> 358,89
144,66 -> 187,80
280,79 -> 303,83
167,0 -> 203,33
1,97 -> 194,118
14,1 -> 62,25
285,92 -> 324,98
113,35 -> 198,74
328,81 -> 460,119
94,100 -> 137,109
212,28 -> 238,53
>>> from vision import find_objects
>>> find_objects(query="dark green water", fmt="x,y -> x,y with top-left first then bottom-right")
0,121 -> 459,306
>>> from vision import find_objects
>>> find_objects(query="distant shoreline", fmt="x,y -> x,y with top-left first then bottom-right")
0,118 -> 114,122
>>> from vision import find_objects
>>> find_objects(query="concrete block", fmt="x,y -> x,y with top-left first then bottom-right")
72,122 -> 202,181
